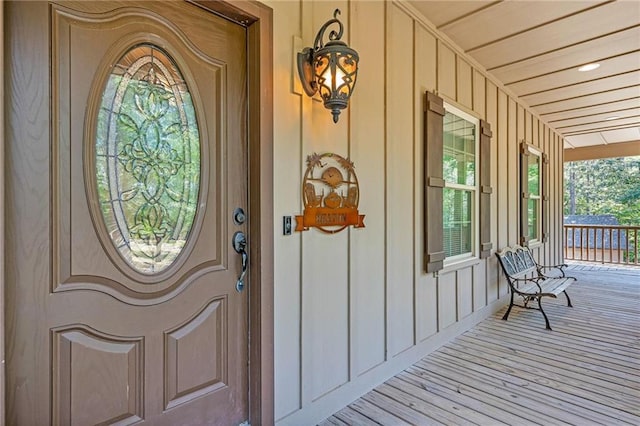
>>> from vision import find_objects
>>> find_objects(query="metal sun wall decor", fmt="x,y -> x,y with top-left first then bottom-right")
295,153 -> 365,233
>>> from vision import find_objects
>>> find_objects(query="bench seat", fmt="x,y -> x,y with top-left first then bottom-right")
496,245 -> 577,330
514,276 -> 574,297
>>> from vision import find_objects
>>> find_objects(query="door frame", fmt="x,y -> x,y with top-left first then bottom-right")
0,0 -> 5,423
0,0 -> 274,424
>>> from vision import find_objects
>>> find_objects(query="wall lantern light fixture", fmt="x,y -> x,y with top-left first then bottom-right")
297,9 -> 359,123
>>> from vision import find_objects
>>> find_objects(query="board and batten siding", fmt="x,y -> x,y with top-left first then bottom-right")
266,1 -> 565,424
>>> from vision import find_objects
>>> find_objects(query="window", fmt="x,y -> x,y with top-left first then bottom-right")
521,143 -> 542,245
423,91 -> 492,273
442,104 -> 479,262
528,150 -> 541,242
95,44 -> 201,274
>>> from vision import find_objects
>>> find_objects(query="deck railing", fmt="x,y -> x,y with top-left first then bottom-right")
564,224 -> 639,266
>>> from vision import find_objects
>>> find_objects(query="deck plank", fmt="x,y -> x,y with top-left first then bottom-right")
361,391 -> 443,425
454,335 -> 640,394
321,266 -> 640,425
440,341 -> 640,414
375,382 -> 474,425
401,367 -> 543,425
397,370 -> 531,425
332,407 -> 380,425
419,354 -> 617,425
385,376 -> 508,425
429,350 -> 640,424
348,398 -> 412,426
464,327 -> 640,384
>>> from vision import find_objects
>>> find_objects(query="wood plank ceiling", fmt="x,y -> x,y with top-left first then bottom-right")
408,0 -> 640,152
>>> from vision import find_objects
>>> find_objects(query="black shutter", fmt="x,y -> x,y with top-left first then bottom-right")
479,120 -> 493,259
520,141 -> 530,246
424,91 -> 445,272
542,153 -> 549,243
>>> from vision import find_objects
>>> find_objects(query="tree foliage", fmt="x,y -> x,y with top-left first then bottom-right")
564,156 -> 640,225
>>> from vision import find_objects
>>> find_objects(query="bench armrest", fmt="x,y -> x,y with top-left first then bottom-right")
512,277 -> 544,294
536,263 -> 568,278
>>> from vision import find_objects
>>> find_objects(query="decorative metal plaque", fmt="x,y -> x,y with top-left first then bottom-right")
296,153 -> 365,233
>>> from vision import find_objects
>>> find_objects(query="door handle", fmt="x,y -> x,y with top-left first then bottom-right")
232,231 -> 248,292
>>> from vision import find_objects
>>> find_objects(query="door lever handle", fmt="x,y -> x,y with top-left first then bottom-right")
232,231 -> 248,292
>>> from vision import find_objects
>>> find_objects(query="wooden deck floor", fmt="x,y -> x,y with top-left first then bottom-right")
321,265 -> 640,425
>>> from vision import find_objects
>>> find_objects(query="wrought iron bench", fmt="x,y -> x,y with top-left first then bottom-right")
496,245 -> 577,330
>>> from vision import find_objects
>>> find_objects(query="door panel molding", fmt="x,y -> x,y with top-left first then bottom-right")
51,5 -> 225,304
3,1 -> 273,424
190,1 -> 276,423
5,1 -> 269,424
164,297 -> 227,410
51,325 -> 144,425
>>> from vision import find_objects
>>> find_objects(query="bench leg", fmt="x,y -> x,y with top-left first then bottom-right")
563,290 -> 573,307
538,297 -> 552,330
502,292 -> 514,321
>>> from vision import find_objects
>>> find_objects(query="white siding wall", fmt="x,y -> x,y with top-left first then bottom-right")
266,1 -> 566,423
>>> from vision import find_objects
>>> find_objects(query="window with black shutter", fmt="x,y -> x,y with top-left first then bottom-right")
424,91 -> 492,272
520,142 -> 543,245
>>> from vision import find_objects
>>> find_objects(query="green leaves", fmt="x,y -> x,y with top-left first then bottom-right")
564,156 -> 640,225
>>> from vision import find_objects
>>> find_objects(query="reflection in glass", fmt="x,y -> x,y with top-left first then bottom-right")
528,199 -> 539,240
95,44 -> 201,274
528,154 -> 540,196
444,188 -> 473,258
527,150 -> 541,241
443,111 -> 475,186
443,109 -> 477,258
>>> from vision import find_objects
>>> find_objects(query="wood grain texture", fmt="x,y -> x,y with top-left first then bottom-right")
479,119 -> 493,259
301,0 -> 350,404
424,91 -> 445,273
456,57 -> 473,109
546,127 -> 554,264
0,1 -> 5,422
387,3 -> 416,357
437,272 -> 457,330
456,268 -> 473,320
270,0 -> 302,419
485,81 -> 499,303
52,326 -> 143,425
472,261 -> 487,313
243,0 -> 275,423
414,24 -> 439,342
51,4 -> 233,300
5,3 -> 52,423
507,99 -> 519,247
164,299 -> 226,410
324,266 -> 640,425
6,2 -> 253,424
269,2 -> 571,424
437,42 -> 457,100
349,0 -> 386,377
496,90 -> 509,298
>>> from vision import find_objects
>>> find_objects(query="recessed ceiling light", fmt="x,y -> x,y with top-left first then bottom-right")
605,116 -> 621,121
578,63 -> 600,72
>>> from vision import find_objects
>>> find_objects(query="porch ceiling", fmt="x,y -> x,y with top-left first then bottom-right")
408,0 -> 640,154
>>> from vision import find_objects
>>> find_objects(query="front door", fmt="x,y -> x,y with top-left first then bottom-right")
5,1 -> 249,424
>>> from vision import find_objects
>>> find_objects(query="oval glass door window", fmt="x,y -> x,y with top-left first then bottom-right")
95,44 -> 201,274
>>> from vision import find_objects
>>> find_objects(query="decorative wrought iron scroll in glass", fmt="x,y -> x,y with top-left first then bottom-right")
95,44 -> 201,274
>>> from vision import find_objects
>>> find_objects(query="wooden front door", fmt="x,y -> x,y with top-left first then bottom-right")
5,1 -> 249,424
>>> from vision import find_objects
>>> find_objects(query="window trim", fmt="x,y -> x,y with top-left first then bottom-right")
442,103 -> 480,266
423,91 -> 492,273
